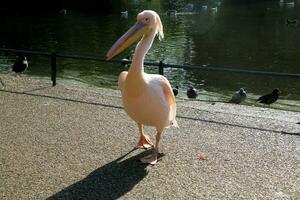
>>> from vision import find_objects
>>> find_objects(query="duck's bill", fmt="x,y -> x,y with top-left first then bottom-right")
106,22 -> 149,61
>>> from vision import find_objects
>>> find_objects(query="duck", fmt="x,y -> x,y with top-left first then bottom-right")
257,89 -> 281,105
166,10 -> 177,16
60,9 -> 67,15
172,86 -> 179,96
187,86 -> 198,98
12,56 -> 28,74
121,11 -> 128,18
229,88 -> 247,104
285,18 -> 299,26
121,55 -> 131,69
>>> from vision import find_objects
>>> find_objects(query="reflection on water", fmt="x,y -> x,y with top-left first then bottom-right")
0,0 -> 300,111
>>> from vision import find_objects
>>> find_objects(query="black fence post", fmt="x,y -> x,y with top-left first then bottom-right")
159,61 -> 164,75
51,52 -> 57,86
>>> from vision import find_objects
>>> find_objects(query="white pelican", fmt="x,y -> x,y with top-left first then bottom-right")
106,10 -> 178,165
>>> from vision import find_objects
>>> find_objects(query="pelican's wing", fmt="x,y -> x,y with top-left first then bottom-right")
160,77 -> 178,128
118,71 -> 128,90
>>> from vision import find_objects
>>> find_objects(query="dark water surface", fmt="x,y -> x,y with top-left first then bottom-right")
0,1 -> 300,111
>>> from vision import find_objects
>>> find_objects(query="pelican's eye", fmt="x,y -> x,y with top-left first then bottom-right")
144,17 -> 149,23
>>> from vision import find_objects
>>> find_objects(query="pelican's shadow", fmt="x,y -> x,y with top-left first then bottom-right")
47,149 -> 164,200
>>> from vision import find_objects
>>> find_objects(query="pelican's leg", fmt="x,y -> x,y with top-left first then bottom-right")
135,123 -> 153,149
140,130 -> 162,165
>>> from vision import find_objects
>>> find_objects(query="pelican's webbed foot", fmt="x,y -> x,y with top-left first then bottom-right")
136,134 -> 153,149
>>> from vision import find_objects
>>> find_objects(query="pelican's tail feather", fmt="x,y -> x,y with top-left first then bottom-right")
172,119 -> 179,128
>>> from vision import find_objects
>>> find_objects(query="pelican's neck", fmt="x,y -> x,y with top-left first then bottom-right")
129,29 -> 156,74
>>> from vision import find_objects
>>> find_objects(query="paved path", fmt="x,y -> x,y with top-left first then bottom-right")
0,75 -> 299,200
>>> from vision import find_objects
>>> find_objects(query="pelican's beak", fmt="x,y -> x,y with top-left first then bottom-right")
106,22 -> 149,60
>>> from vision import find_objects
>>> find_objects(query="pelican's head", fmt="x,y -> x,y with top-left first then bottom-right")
106,10 -> 164,60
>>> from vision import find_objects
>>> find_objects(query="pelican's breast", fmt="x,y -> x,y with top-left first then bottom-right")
120,73 -> 172,129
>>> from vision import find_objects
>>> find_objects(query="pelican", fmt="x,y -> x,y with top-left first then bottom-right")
106,10 -> 178,165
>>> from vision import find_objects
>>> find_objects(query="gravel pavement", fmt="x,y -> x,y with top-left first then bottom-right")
0,75 -> 299,200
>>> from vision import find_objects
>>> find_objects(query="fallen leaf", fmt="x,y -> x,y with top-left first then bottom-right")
197,154 -> 208,160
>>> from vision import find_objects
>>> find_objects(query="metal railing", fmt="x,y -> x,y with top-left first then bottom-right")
1,47 -> 300,86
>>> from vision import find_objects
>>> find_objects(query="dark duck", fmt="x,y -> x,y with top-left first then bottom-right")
12,56 -> 28,74
187,86 -> 198,99
172,86 -> 178,96
257,89 -> 280,105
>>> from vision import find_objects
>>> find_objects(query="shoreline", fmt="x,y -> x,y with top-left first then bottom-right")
1,73 -> 299,113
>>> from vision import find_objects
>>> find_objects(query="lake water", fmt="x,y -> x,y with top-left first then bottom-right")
0,0 -> 300,111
